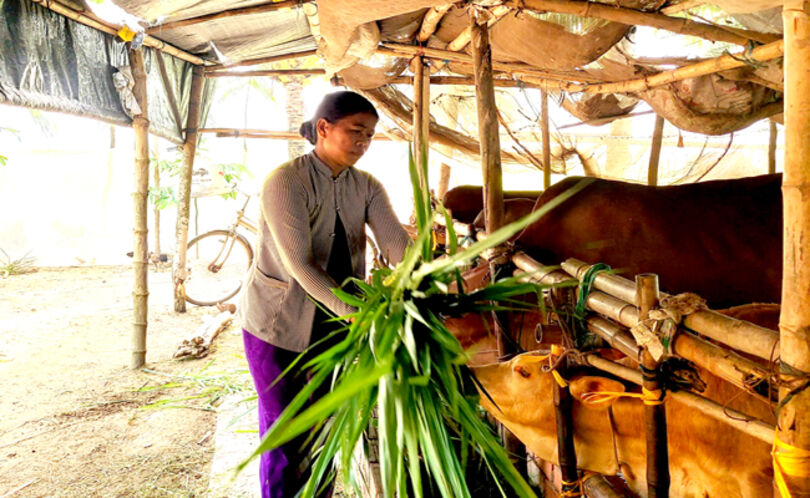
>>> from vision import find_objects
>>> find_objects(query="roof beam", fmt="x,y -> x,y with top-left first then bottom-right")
509,0 -> 780,46
30,0 -> 207,65
417,4 -> 454,42
205,68 -> 326,78
205,49 -> 319,71
147,0 -> 312,33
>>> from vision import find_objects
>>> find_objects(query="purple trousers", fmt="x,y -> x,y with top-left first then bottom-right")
243,329 -> 331,498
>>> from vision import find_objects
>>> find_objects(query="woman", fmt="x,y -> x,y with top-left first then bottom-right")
240,91 -> 411,497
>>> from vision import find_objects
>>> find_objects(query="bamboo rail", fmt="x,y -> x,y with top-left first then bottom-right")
334,75 -> 537,88
584,355 -> 775,444
129,49 -> 150,369
205,49 -> 319,71
173,67 -> 204,313
147,0 -> 311,33
511,0 -> 779,46
777,1 -> 810,494
205,68 -> 326,78
30,0 -> 207,66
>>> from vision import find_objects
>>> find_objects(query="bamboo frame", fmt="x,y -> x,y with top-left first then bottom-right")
129,49 -> 150,369
648,115 -> 665,186
173,67 -> 204,313
512,0 -> 779,46
769,120 -> 778,174
447,5 -> 511,52
206,49 -> 319,71
413,56 -> 431,190
205,68 -> 326,78
147,0 -> 311,33
335,75 -> 536,88
777,1 -> 810,493
30,0 -> 207,66
155,51 -> 185,139
418,4 -> 454,42
584,355 -> 775,444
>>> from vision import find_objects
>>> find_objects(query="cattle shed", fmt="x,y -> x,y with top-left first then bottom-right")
2,0 -> 809,496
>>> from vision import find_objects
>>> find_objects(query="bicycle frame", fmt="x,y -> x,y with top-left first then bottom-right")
208,192 -> 257,273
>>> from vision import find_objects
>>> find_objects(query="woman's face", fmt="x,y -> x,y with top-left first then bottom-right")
316,112 -> 378,167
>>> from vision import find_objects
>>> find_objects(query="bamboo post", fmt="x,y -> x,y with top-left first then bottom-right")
129,48 -> 149,369
412,56 -> 430,190
541,89 -> 551,189
777,1 -> 810,495
173,66 -> 204,312
554,351 -> 580,496
438,163 -> 452,200
635,273 -> 669,498
769,120 -> 778,174
648,115 -> 665,186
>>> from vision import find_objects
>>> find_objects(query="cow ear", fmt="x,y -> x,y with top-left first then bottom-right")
569,376 -> 626,411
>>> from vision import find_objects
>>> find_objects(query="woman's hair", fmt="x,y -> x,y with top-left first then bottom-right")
298,91 -> 378,145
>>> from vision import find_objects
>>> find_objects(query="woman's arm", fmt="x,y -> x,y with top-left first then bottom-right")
366,175 -> 411,266
262,170 -> 355,317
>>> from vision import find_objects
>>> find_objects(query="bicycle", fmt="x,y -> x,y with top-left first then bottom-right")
183,190 -> 388,306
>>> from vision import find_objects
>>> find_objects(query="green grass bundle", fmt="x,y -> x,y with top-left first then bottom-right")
238,150 -> 591,497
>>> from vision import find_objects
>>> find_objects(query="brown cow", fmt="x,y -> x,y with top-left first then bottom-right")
472,356 -> 774,498
516,174 -> 782,308
442,186 -> 540,224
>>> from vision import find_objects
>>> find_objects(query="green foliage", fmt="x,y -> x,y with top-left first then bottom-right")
215,162 -> 252,200
0,155 -> 6,167
238,147 -> 594,496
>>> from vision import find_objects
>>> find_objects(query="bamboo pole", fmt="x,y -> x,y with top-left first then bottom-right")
511,0 -> 779,45
661,0 -> 706,15
584,355 -> 775,444
173,66 -> 204,313
198,127 -> 393,140
447,6 -> 511,51
635,274 -> 669,498
562,258 -> 779,359
205,68 -> 326,78
206,49 -> 318,70
769,120 -> 778,174
335,75 -> 537,88
438,163 -> 452,200
129,48 -> 150,369
777,1 -> 810,495
30,0 -> 207,66
155,51 -> 185,140
648,115 -> 665,186
413,56 -> 430,191
582,473 -> 626,498
147,0 -> 310,33
471,11 -> 504,235
554,357 -> 581,497
418,4 -> 453,41
541,90 -> 552,189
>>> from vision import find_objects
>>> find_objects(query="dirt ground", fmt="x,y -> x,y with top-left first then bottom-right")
0,265 -> 253,497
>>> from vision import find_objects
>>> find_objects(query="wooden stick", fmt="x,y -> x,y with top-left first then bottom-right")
511,0 -> 779,46
777,1 -> 810,494
769,120 -> 778,174
584,354 -> 775,444
30,0 -> 207,66
554,357 -> 581,496
147,0 -> 310,33
648,115 -> 665,186
418,4 -> 454,42
155,51 -> 185,139
471,11 -> 504,235
206,49 -> 318,70
173,310 -> 234,359
413,57 -> 431,191
173,66 -> 204,313
438,163 -> 452,200
129,48 -> 150,369
447,5 -> 511,51
541,90 -> 552,189
635,274 -> 670,498
205,68 -> 326,78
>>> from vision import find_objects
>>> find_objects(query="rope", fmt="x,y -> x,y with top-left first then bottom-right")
560,478 -> 583,497
773,436 -> 810,498
581,387 -> 665,407
574,263 -> 611,319
518,345 -> 569,387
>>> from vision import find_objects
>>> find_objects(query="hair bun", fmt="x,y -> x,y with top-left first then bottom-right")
299,121 -> 316,145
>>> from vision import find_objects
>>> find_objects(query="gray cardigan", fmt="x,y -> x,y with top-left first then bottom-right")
240,152 -> 410,352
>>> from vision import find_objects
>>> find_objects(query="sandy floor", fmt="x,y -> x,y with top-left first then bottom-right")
0,265 -> 254,497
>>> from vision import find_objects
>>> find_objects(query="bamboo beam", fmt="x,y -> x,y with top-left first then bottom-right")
147,0 -> 310,33
155,51 -> 185,139
205,68 -> 326,78
769,120 -> 778,174
511,0 -> 779,46
30,0 -> 207,66
418,4 -> 453,42
447,5 -> 511,51
335,75 -> 535,88
584,355 -> 775,444
205,49 -> 318,71
173,66 -> 204,313
129,49 -> 150,369
198,127 -> 393,140
413,57 -> 431,190
471,11 -> 505,235
541,90 -> 551,189
648,115 -> 665,186
777,1 -> 810,495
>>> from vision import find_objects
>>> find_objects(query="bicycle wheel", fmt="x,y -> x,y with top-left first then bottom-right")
184,229 -> 254,306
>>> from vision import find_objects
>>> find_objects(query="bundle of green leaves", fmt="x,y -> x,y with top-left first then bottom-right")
238,150 -> 591,497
